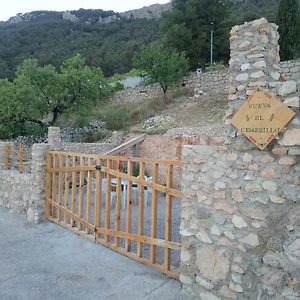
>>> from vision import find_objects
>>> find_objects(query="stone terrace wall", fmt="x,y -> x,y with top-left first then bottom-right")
280,60 -> 300,82
61,142 -> 114,154
180,18 -> 300,300
194,69 -> 229,98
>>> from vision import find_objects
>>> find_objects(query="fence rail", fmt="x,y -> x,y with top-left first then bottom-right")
2,144 -> 32,173
45,151 -> 182,279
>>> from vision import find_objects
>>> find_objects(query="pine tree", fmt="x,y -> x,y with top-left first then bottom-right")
276,0 -> 300,60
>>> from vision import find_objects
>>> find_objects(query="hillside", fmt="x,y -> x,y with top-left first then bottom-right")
0,0 -> 295,80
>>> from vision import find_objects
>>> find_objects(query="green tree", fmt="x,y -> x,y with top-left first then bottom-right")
133,44 -> 189,101
0,54 -> 110,139
276,0 -> 300,60
161,0 -> 232,69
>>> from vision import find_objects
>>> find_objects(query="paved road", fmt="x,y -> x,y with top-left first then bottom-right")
0,208 -> 190,300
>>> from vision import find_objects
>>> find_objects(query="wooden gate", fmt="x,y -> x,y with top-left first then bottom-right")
45,151 -> 182,279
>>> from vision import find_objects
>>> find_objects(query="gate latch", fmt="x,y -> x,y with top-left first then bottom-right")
95,165 -> 102,171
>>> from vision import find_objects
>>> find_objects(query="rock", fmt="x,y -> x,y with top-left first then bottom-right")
229,281 -> 243,293
214,202 -> 236,214
278,157 -> 296,166
214,181 -> 226,190
232,189 -> 244,203
283,96 -> 300,107
232,215 -> 248,229
236,74 -> 249,82
239,40 -> 251,49
279,129 -> 300,146
278,81 -> 297,97
241,63 -> 251,71
196,246 -> 231,283
181,248 -> 191,263
240,233 -> 259,248
210,225 -> 221,236
242,153 -> 253,163
196,230 -> 213,244
253,60 -> 267,69
268,194 -> 286,204
261,167 -> 278,178
214,191 -> 226,199
231,264 -> 245,274
219,286 -> 237,299
250,71 -> 265,79
263,251 -> 282,268
269,71 -> 281,80
241,207 -> 266,220
262,181 -> 278,192
196,276 -> 214,290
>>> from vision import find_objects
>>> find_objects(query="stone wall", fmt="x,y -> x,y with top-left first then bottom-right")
0,170 -> 32,214
0,143 -> 48,224
61,142 -> 114,154
181,144 -> 300,299
194,69 -> 229,98
280,60 -> 300,82
180,18 -> 300,300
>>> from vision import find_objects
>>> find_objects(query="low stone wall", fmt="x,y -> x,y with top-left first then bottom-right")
0,143 -> 48,223
280,60 -> 300,82
194,69 -> 229,97
0,170 -> 32,214
181,144 -> 300,299
61,142 -> 114,154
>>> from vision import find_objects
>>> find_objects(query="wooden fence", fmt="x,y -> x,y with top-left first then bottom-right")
2,144 -> 32,173
45,151 -> 182,279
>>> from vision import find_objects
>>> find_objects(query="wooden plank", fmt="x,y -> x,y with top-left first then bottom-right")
104,134 -> 146,156
78,156 -> 84,231
137,162 -> 145,258
64,156 -> 70,224
47,166 -> 96,173
114,160 -> 122,248
101,167 -> 182,198
105,159 -> 112,243
94,158 -> 102,233
95,227 -> 181,250
58,154 -> 63,222
85,158 -> 92,231
125,161 -> 133,252
51,154 -> 57,218
164,164 -> 173,272
45,153 -> 52,220
48,150 -> 183,167
150,163 -> 159,264
71,156 -> 77,227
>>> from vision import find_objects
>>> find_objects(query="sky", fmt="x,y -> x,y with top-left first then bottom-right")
0,0 -> 170,21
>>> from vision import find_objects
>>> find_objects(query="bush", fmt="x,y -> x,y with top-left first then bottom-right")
103,107 -> 130,130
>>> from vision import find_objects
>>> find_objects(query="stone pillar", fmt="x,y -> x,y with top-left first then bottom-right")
27,143 -> 49,224
226,18 -> 300,151
180,18 -> 300,300
47,127 -> 62,150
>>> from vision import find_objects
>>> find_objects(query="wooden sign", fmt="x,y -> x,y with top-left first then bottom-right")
231,91 -> 295,150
